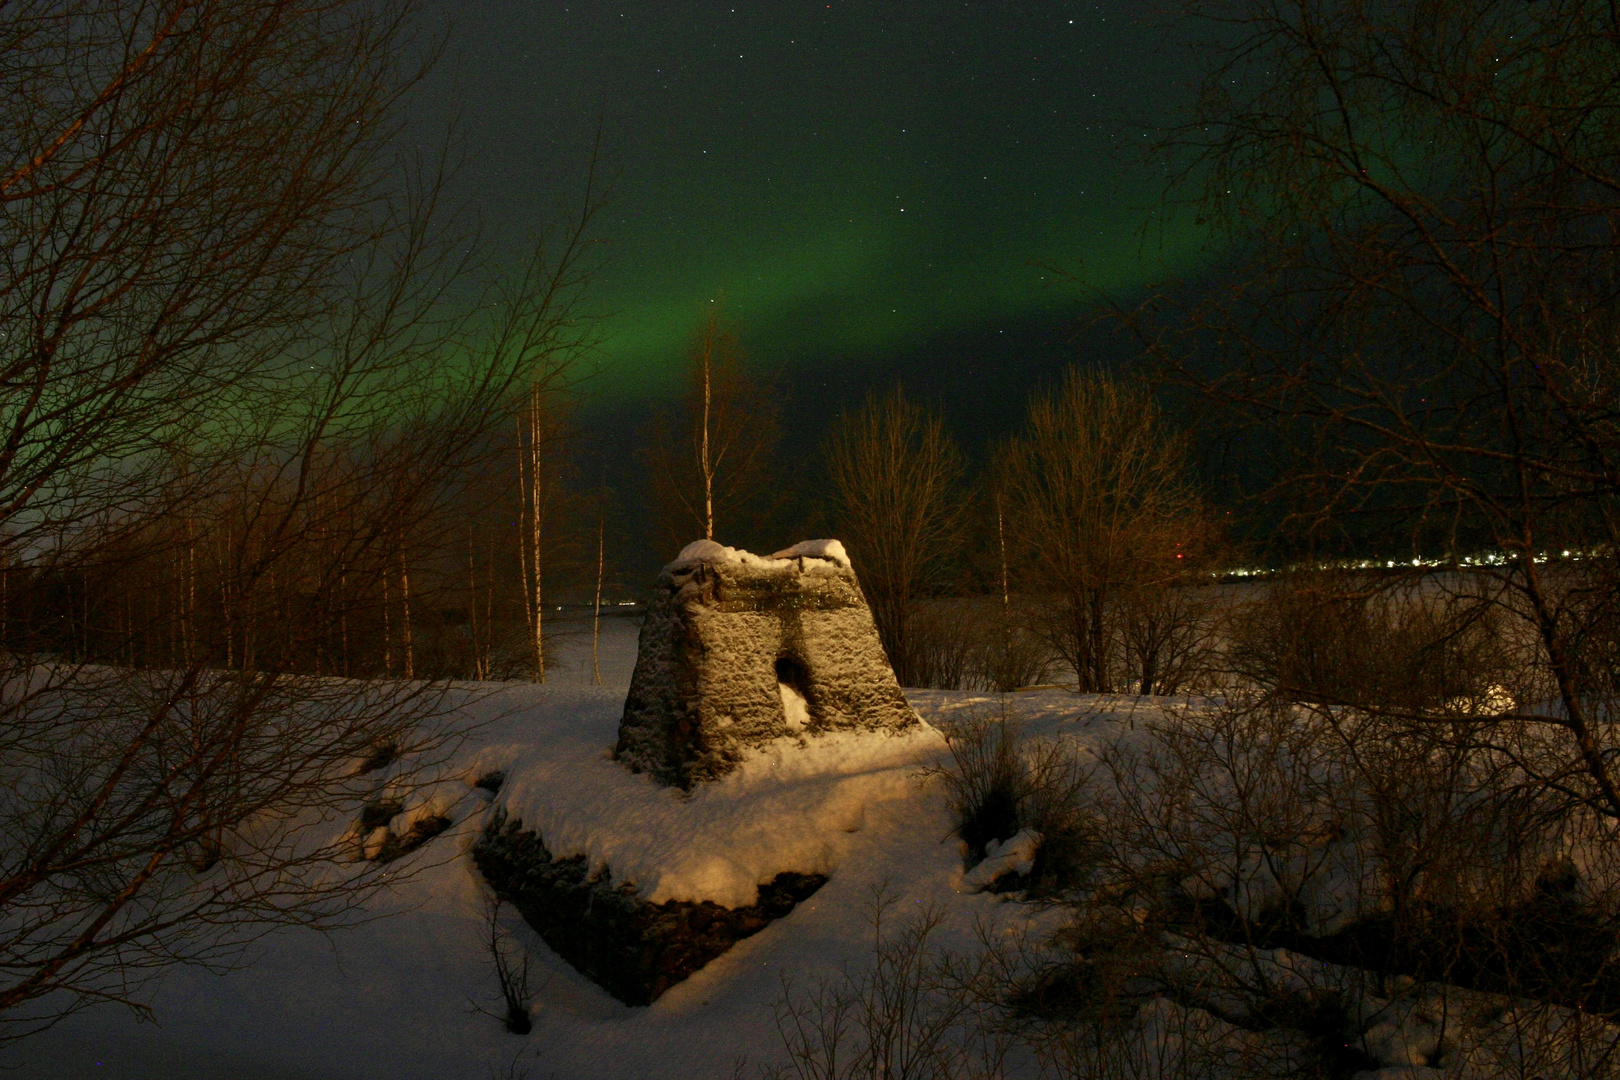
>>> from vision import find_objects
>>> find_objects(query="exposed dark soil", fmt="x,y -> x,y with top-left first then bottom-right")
474,814 -> 826,1005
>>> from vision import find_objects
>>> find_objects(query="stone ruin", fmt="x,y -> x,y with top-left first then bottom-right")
615,538 -> 919,788
474,816 -> 827,1006
475,539 -> 919,1004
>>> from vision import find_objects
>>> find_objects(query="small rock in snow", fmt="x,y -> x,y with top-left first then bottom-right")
362,826 -> 390,861
963,828 -> 1041,890
1363,1017 -> 1439,1067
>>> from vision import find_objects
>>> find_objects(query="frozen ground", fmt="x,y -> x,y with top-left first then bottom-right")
4,617 -> 1150,1080
8,615 -> 1604,1079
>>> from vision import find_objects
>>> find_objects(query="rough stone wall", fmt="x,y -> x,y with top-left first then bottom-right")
474,815 -> 825,1005
615,539 -> 917,787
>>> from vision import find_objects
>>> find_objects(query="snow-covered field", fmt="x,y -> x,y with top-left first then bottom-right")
2,619 -> 1128,1080
11,617 -> 1613,1080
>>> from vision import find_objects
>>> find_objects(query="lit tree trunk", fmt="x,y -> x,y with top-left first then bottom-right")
468,524 -> 483,680
996,489 -> 1010,651
529,383 -> 545,681
701,334 -> 714,540
516,396 -> 548,683
516,416 -> 534,673
220,533 -> 235,670
484,533 -> 496,679
593,490 -> 605,686
243,528 -> 259,673
183,517 -> 196,668
382,567 -> 392,677
399,543 -> 414,681
309,523 -> 323,677
340,565 -> 349,677
487,535 -> 497,675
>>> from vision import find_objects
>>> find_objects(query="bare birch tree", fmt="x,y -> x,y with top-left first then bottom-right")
515,383 -> 568,682
644,308 -> 780,555
592,485 -> 606,686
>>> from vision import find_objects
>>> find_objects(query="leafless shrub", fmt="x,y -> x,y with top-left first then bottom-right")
932,708 -> 1025,863
1090,696 -> 1351,945
905,602 -> 982,691
1017,740 -> 1097,896
975,615 -> 1058,694
1224,577 -> 1527,714
1029,994 -> 1304,1080
1116,584 -> 1225,697
928,706 -> 1095,893
792,897 -> 1339,1079
473,895 -> 534,1036
1069,683 -> 1620,1067
1452,1000 -> 1620,1080
763,889 -> 1011,1080
897,599 -> 1056,692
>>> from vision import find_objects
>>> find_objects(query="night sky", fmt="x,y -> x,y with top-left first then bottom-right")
422,1 -> 1216,432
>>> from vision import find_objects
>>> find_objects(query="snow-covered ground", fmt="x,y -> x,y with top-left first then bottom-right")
11,619 -> 1609,1080
3,619 -> 1135,1080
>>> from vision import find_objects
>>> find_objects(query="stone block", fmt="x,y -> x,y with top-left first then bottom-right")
615,539 -> 917,787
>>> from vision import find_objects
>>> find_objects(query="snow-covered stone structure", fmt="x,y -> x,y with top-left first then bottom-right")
615,538 -> 918,787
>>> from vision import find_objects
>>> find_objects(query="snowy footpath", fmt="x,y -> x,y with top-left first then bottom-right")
5,626 -> 1143,1080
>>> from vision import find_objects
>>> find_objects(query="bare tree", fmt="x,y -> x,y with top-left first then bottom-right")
643,307 -> 780,555
515,382 -> 573,683
592,484 -> 606,686
0,0 -> 438,547
824,387 -> 966,687
0,0 -> 596,1039
1131,0 -> 1620,821
997,368 -> 1208,693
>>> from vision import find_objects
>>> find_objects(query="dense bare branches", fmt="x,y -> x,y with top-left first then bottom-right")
998,369 -> 1209,692
1124,0 -> 1620,818
0,0 -> 440,545
0,0 -> 597,1037
1146,0 -> 1620,551
824,387 -> 966,687
0,668 -> 458,1037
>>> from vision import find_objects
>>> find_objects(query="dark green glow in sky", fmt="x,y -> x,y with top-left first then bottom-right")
429,1 -> 1210,401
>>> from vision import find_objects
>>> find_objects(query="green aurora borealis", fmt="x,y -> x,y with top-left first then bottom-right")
428,1 -> 1215,403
